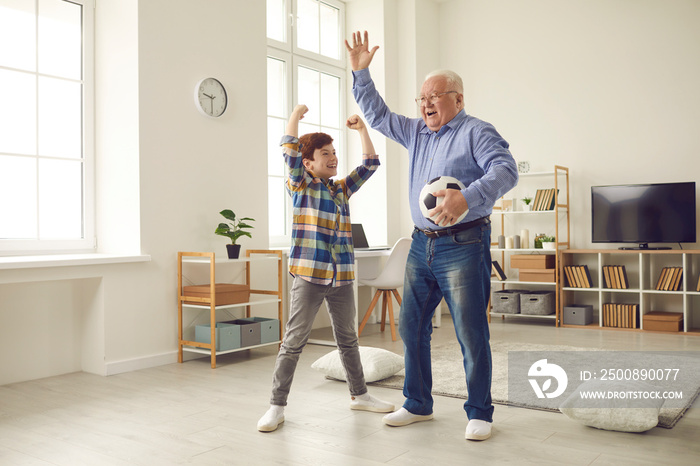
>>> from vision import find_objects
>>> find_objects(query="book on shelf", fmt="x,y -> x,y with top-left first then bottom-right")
655,267 -> 683,291
532,188 -> 559,211
492,261 -> 507,280
563,265 -> 592,288
563,266 -> 577,287
602,265 -> 629,289
602,303 -> 639,329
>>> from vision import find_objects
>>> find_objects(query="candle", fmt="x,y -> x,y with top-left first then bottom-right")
520,229 -> 529,249
505,236 -> 514,249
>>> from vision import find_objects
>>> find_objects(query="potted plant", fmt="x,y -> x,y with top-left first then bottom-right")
522,196 -> 533,211
214,209 -> 255,259
540,235 -> 556,250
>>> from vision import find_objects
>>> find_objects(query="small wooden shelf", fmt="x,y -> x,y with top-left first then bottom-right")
177,250 -> 284,368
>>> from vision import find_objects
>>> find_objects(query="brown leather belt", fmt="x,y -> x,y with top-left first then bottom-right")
416,216 -> 490,238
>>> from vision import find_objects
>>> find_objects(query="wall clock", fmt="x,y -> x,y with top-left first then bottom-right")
194,77 -> 227,117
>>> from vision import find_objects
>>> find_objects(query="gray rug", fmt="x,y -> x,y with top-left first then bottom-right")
368,340 -> 700,429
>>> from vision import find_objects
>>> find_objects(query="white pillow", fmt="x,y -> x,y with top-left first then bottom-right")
311,346 -> 404,383
559,379 -> 664,432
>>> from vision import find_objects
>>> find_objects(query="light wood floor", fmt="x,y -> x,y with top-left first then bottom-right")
1,317 -> 699,465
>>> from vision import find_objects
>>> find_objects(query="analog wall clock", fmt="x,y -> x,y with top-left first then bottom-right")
194,77 -> 227,117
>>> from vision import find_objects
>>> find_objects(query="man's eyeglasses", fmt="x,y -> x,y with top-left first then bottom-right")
415,91 -> 458,106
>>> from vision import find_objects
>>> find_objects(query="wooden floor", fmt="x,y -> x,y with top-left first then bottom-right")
1,317 -> 699,465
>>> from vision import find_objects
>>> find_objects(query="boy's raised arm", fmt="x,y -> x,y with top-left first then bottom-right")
346,114 -> 376,158
286,104 -> 308,138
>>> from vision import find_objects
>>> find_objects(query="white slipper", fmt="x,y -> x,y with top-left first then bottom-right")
382,407 -> 434,427
350,394 -> 395,413
257,406 -> 285,432
465,419 -> 492,441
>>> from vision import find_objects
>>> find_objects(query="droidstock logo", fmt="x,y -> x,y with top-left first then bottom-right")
528,359 -> 568,399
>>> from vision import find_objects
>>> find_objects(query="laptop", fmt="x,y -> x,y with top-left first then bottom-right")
351,224 -> 390,251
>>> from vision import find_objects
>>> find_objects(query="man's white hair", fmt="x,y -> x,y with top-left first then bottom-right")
425,69 -> 464,93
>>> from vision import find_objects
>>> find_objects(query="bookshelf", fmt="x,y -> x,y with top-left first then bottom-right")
559,249 -> 700,335
490,166 -> 570,324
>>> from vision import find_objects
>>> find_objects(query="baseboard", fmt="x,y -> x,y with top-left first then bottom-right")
104,351 -> 178,376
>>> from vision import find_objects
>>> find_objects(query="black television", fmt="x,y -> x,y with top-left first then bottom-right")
591,181 -> 696,249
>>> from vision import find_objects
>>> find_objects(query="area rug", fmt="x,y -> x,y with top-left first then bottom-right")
368,340 -> 700,429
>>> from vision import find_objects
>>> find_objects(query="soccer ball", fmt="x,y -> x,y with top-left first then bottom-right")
419,176 -> 467,225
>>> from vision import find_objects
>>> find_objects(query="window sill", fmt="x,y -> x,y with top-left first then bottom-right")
0,253 -> 151,270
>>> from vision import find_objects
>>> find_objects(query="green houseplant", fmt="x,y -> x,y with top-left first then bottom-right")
522,196 -> 533,211
214,209 -> 255,259
540,235 -> 556,250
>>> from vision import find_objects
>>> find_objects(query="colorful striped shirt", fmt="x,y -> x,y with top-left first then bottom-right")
282,135 -> 380,286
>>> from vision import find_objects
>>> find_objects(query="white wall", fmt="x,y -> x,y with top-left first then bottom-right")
0,0 -> 269,385
438,0 -> 700,248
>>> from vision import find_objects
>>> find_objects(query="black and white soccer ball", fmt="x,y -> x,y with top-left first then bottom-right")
419,176 -> 467,225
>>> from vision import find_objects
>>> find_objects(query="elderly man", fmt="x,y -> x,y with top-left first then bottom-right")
346,31 -> 518,441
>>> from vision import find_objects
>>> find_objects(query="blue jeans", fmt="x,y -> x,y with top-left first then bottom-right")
400,223 -> 493,422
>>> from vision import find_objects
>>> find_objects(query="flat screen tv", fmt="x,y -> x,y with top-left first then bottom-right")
591,182 -> 696,249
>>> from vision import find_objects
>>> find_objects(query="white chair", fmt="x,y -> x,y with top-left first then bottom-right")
357,237 -> 412,341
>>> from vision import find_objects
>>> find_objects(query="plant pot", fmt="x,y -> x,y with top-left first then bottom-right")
541,241 -> 556,250
226,244 -> 241,259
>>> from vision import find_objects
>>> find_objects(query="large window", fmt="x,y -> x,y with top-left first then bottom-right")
266,0 -> 345,245
0,0 -> 94,254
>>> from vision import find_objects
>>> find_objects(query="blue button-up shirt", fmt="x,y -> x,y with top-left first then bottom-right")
352,68 -> 518,230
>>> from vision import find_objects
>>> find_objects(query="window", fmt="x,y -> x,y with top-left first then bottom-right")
266,0 -> 345,245
0,0 -> 94,254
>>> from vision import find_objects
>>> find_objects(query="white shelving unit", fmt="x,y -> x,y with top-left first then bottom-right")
177,250 -> 283,368
560,249 -> 700,335
490,166 -> 570,324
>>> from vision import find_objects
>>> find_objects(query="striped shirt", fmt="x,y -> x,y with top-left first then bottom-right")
282,135 -> 380,286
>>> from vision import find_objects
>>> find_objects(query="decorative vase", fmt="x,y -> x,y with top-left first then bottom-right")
226,244 -> 241,259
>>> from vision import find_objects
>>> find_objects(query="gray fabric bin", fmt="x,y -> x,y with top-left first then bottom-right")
240,317 -> 280,343
492,290 -> 529,314
563,305 -> 593,325
520,291 -> 555,315
222,319 -> 261,347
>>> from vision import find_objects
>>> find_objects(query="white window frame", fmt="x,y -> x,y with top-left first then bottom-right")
267,0 -> 346,247
0,0 -> 95,255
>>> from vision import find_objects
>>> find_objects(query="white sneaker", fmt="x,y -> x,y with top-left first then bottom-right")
257,406 -> 285,432
465,419 -> 492,441
382,407 -> 434,427
350,394 -> 395,413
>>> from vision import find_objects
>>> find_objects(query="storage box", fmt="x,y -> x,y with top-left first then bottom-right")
644,311 -> 683,332
492,290 -> 529,314
563,305 -> 593,325
241,317 -> 280,344
520,291 -> 555,315
194,323 -> 241,351
510,254 -> 555,269
518,269 -> 556,282
223,319 -> 261,347
183,283 -> 250,305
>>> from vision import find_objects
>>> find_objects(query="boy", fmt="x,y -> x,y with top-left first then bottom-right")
257,104 -> 394,432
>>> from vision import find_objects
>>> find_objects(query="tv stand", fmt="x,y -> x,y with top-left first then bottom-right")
560,248 -> 700,334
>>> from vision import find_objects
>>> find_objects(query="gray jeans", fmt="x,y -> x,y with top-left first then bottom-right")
270,276 -> 367,406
